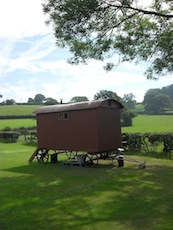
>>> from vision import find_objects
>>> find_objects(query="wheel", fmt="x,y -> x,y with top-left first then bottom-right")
36,148 -> 49,163
66,151 -> 77,159
85,153 -> 99,167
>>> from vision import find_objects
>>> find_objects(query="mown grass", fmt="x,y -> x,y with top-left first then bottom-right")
0,119 -> 36,130
1,141 -> 173,230
0,105 -> 40,116
122,115 -> 173,133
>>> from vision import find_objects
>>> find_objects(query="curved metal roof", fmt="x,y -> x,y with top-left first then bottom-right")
34,99 -> 123,114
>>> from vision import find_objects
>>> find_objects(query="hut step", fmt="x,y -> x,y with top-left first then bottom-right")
28,148 -> 38,163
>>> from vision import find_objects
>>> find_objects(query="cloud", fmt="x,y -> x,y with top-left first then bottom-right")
0,0 -> 49,38
0,34 -> 57,76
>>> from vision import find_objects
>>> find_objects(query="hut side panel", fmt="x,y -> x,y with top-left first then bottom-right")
52,109 -> 99,151
97,108 -> 122,151
35,99 -> 123,153
37,113 -> 56,150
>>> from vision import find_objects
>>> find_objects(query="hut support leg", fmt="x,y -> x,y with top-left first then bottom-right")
28,148 -> 39,163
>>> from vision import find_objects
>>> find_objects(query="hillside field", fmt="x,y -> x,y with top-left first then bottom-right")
122,115 -> 173,133
0,104 -> 40,116
0,119 -> 36,130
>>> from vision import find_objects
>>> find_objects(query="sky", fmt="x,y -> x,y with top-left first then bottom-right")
0,0 -> 172,103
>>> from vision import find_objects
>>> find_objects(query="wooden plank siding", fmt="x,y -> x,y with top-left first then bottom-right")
35,99 -> 123,152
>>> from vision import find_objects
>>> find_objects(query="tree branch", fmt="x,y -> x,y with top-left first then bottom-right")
127,5 -> 173,19
103,2 -> 173,19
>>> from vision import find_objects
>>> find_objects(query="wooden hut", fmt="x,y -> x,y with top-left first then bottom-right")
33,99 -> 123,153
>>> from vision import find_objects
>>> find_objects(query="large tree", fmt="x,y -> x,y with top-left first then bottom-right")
43,0 -> 173,79
162,84 -> 173,103
94,90 -> 122,102
43,97 -> 58,105
70,96 -> 89,103
34,94 -> 46,103
143,88 -> 172,114
123,93 -> 136,110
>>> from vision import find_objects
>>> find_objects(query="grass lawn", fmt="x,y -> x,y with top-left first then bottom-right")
1,141 -> 173,230
0,119 -> 36,130
122,115 -> 173,133
0,105 -> 40,116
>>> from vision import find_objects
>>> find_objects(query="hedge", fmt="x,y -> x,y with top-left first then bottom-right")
0,131 -> 20,142
0,115 -> 36,119
122,132 -> 173,158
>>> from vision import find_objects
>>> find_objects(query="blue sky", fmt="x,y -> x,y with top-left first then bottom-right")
0,0 -> 172,103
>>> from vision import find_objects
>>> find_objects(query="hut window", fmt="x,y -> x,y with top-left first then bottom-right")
58,112 -> 69,120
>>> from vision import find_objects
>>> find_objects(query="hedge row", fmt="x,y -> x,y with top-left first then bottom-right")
0,128 -> 37,142
122,132 -> 173,157
0,131 -> 20,142
1,130 -> 173,159
0,115 -> 36,119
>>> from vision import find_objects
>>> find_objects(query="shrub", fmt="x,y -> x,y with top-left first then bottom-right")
122,132 -> 173,159
0,131 -> 20,142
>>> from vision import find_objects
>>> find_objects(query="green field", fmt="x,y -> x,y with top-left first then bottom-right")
0,105 -> 40,116
0,119 -> 36,130
1,141 -> 173,230
122,115 -> 173,133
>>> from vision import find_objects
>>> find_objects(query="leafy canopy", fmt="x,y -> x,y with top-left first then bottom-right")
43,0 -> 173,79
70,96 -> 89,102
143,88 -> 172,114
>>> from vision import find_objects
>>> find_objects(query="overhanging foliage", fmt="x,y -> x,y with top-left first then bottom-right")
43,0 -> 173,79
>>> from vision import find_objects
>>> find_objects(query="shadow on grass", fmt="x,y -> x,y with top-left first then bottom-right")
1,160 -> 173,230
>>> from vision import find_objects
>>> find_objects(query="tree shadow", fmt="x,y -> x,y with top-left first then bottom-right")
1,162 -> 173,230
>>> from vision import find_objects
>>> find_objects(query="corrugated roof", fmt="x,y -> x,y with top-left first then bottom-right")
34,99 -> 123,114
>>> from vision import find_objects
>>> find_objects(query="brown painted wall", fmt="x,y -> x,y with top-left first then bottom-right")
36,103 -> 122,152
97,108 -> 122,151
37,109 -> 99,151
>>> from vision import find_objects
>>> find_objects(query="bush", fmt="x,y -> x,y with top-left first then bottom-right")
122,132 -> 173,159
1,126 -> 12,131
0,131 -> 20,142
0,115 -> 36,119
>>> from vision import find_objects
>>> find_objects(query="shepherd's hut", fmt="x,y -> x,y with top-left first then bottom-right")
33,99 -> 123,153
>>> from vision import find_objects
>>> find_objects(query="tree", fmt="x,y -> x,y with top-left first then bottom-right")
43,0 -> 173,79
162,84 -> 173,103
43,97 -> 58,105
123,93 -> 136,110
121,109 -> 136,127
5,99 -> 15,105
70,96 -> 89,103
94,90 -> 122,102
27,97 -> 35,104
143,89 -> 172,114
34,94 -> 46,103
